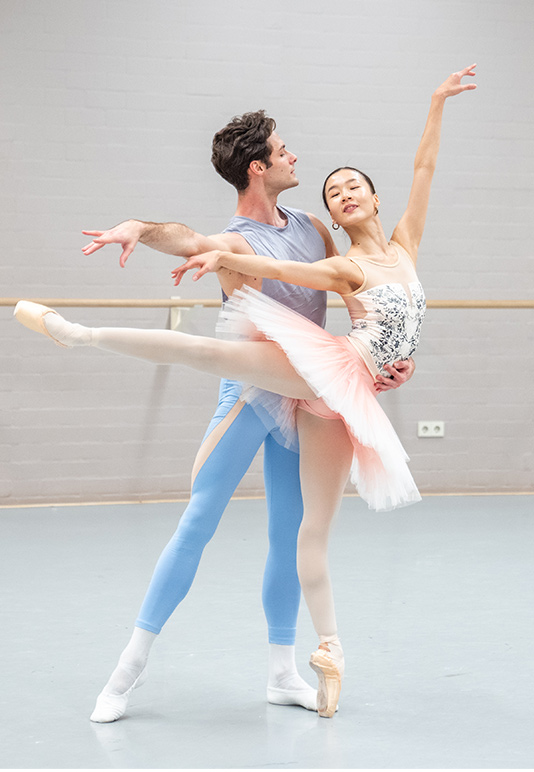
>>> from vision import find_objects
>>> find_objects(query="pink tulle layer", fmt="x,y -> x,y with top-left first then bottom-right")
218,287 -> 421,512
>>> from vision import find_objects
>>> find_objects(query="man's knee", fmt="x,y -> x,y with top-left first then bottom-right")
173,497 -> 221,549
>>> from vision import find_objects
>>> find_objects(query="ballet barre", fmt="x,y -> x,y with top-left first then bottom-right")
1,298 -> 534,309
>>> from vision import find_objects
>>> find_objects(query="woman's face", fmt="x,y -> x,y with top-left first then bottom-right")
324,169 -> 379,228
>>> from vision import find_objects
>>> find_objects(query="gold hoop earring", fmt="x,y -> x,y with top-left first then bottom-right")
332,222 -> 340,230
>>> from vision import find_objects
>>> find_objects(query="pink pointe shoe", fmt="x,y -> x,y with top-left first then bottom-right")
309,642 -> 344,718
14,301 -> 69,348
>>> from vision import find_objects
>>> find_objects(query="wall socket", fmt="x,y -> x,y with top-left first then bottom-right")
417,420 -> 445,438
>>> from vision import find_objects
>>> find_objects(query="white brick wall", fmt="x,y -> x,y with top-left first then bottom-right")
1,0 -> 533,505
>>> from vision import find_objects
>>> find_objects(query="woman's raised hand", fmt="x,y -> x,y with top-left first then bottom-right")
434,63 -> 477,100
171,250 -> 222,286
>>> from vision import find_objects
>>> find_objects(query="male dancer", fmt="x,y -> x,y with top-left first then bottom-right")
83,111 -> 414,722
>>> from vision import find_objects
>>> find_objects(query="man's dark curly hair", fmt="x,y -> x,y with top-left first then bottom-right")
211,110 -> 276,192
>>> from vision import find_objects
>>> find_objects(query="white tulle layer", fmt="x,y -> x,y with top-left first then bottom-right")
218,287 -> 421,512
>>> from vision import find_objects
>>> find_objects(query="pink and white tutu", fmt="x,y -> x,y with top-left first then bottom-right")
218,286 -> 421,512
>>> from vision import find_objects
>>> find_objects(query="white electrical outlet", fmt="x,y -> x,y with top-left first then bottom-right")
417,421 -> 445,438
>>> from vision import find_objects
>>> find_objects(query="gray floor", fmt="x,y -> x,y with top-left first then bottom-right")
0,495 -> 533,770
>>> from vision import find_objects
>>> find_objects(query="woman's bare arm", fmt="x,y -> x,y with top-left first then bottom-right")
172,250 -> 362,295
391,64 -> 477,263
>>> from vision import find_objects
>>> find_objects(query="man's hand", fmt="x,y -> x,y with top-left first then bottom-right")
374,358 -> 415,393
171,251 -> 222,286
82,220 -> 145,268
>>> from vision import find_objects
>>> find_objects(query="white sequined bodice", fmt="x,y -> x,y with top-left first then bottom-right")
342,243 -> 426,377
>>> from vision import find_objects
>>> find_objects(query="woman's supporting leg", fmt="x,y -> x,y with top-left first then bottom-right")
295,410 -> 353,637
295,409 -> 354,717
40,310 -> 317,399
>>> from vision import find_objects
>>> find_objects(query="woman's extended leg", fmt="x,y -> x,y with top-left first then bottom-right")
295,409 -> 354,717
17,303 -> 317,399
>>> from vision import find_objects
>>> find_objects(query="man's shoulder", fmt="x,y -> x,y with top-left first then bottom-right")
281,206 -> 325,233
278,204 -> 310,221
217,230 -> 256,254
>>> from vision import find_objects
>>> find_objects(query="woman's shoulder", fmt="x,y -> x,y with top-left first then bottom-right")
389,239 -> 416,264
389,236 -> 418,265
389,239 -> 405,253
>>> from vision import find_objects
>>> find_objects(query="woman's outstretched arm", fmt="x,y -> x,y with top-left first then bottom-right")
391,64 -> 477,262
172,250 -> 363,295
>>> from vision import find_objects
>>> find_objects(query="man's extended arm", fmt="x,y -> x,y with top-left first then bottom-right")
81,219 -> 243,268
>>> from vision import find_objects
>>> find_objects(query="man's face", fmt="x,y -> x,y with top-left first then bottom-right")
263,132 -> 299,194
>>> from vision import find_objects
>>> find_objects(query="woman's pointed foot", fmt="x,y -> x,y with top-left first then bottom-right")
14,300 -> 92,347
309,641 -> 344,718
14,301 -> 71,347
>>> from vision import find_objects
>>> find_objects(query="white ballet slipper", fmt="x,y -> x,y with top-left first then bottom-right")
89,668 -> 147,723
13,301 -> 70,348
309,642 -> 344,718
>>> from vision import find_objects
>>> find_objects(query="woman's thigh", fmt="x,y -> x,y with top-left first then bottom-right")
210,339 -> 317,399
296,409 -> 353,532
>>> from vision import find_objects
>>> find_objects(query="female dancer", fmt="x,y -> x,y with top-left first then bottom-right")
14,64 -> 476,717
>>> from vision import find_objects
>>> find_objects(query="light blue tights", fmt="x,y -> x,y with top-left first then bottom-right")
135,381 -> 303,645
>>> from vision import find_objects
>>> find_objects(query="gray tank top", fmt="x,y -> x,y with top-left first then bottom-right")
223,205 -> 327,327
